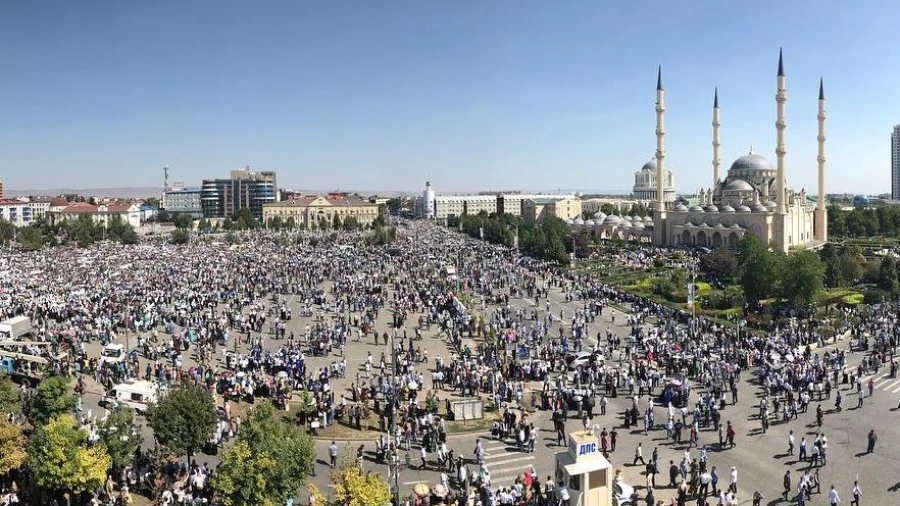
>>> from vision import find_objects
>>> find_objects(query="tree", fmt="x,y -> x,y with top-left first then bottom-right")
343,216 -> 360,231
212,441 -> 277,506
27,414 -> 110,496
699,247 -> 739,283
0,375 -> 21,414
143,197 -> 160,208
97,405 -> 142,471
737,234 -> 780,309
0,418 -> 25,474
172,212 -> 194,230
779,250 -> 825,310
146,383 -> 217,467
29,376 -> 76,427
17,225 -> 46,250
170,229 -> 190,244
599,203 -> 616,216
878,256 -> 899,295
385,198 -> 403,215
332,214 -> 342,230
310,449 -> 391,506
233,207 -> 258,229
156,209 -> 171,223
211,402 -> 315,506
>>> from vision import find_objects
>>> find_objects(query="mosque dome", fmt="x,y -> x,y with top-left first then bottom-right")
751,202 -> 769,213
688,204 -> 705,212
566,218 -> 574,224
853,195 -> 870,207
574,217 -> 584,225
603,215 -> 621,225
674,203 -> 688,212
584,219 -> 595,226
642,216 -> 653,222
736,205 -> 752,213
720,204 -> 736,213
705,204 -> 719,212
724,179 -> 755,192
632,221 -> 645,229
592,212 -> 607,221
641,160 -> 657,172
729,153 -> 775,175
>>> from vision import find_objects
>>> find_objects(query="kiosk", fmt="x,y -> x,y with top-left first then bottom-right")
554,431 -> 613,506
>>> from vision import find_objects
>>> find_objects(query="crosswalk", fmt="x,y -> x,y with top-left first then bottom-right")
480,439 -> 539,488
859,373 -> 900,394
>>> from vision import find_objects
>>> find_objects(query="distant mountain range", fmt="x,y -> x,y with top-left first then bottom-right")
6,187 -> 163,199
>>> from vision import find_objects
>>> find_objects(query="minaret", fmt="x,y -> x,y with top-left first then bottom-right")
775,49 -> 787,214
652,65 -> 668,246
712,88 -> 721,193
814,77 -> 828,241
655,65 -> 666,210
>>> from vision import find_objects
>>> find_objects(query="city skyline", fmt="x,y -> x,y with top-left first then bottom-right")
0,1 -> 897,194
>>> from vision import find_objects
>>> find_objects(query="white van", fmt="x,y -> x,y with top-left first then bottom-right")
101,380 -> 159,413
100,343 -> 126,366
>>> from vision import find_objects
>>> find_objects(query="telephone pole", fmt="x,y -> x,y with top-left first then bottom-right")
389,325 -> 400,505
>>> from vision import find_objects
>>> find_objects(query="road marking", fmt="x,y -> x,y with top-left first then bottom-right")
879,379 -> 900,391
481,456 -> 537,474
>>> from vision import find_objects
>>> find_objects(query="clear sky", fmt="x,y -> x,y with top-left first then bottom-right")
0,1 -> 895,194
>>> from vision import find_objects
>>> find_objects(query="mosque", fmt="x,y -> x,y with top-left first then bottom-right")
572,50 -> 828,252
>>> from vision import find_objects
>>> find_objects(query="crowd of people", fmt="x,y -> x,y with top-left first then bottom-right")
0,219 -> 895,506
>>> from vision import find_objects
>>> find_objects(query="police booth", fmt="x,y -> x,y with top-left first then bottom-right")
554,431 -> 612,506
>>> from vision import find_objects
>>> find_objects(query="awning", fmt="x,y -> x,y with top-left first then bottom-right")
555,451 -> 611,476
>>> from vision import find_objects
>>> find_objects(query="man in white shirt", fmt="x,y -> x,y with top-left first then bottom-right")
828,485 -> 841,505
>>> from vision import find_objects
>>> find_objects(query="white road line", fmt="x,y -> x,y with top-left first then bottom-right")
481,457 -> 537,475
879,379 -> 900,391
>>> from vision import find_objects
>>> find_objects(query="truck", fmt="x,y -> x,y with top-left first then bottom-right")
0,316 -> 31,340
0,349 -> 65,388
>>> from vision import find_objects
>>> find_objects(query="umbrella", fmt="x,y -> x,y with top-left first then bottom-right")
408,381 -> 419,390
432,484 -> 448,497
413,483 -> 430,496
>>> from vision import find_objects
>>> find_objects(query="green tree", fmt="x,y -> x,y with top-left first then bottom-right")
146,383 -> 217,467
779,249 -> 825,309
385,198 -> 403,215
325,451 -> 391,506
156,209 -> 171,223
0,418 -> 25,474
343,216 -> 360,231
0,376 -> 21,414
29,376 -> 76,427
17,225 -> 46,250
332,214 -> 342,229
172,212 -> 194,230
878,256 -> 899,294
233,207 -> 258,229
268,216 -> 283,231
170,229 -> 190,245
97,405 -> 142,471
285,217 -> 296,230
737,234 -> 780,309
27,414 -> 110,496
599,203 -> 616,215
143,197 -> 160,208
700,247 -> 739,283
212,402 -> 314,506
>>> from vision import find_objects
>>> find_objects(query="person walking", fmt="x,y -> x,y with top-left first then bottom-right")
633,443 -> 646,466
828,485 -> 841,506
329,441 -> 338,468
782,471 -> 791,500
729,466 -> 738,495
850,481 -> 861,506
788,430 -> 795,455
866,430 -> 877,454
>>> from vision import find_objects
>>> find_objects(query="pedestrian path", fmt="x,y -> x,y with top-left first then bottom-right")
480,440 -> 538,488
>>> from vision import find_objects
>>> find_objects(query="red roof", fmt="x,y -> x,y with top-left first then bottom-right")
49,197 -> 69,207
61,203 -> 100,213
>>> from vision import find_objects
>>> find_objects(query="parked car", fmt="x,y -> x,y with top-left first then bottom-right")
565,351 -> 605,370
613,477 -> 634,506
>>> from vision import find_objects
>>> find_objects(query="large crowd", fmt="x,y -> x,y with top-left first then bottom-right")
0,221 -> 895,506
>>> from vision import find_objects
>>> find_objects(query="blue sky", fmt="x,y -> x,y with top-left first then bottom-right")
0,1 -> 895,194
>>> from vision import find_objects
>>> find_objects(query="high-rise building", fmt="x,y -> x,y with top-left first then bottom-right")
201,167 -> 277,220
892,125 -> 900,200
